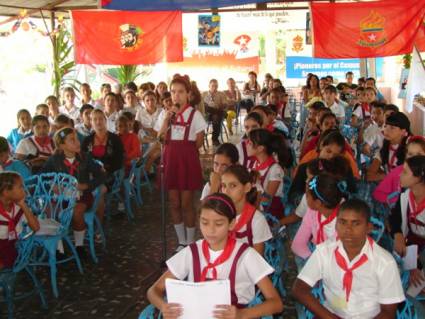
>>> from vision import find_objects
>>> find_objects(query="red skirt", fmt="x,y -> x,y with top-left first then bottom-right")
269,196 -> 284,219
0,239 -> 17,269
163,140 -> 203,191
78,190 -> 94,209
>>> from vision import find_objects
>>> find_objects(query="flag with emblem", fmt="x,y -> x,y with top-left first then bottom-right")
71,10 -> 183,65
311,0 -> 425,58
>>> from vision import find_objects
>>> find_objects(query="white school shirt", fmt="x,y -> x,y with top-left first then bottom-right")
75,123 -> 92,137
363,123 -> 384,149
59,105 -> 81,123
15,136 -> 54,157
235,210 -> 272,245
200,182 -> 211,200
400,189 -> 425,238
298,239 -> 405,318
166,240 -> 274,304
353,105 -> 370,121
0,204 -> 26,240
257,163 -> 284,197
154,106 -> 207,141
105,111 -> 119,133
328,102 -> 345,120
136,107 -> 161,129
374,143 -> 399,171
123,105 -> 143,116
236,141 -> 247,166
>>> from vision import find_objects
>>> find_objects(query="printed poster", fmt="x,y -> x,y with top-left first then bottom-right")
198,15 -> 220,47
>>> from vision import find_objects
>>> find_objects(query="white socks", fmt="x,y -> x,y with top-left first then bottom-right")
186,227 -> 196,245
74,230 -> 86,247
174,223 -> 186,245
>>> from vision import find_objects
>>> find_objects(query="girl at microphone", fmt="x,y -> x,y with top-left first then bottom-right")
154,76 -> 207,252
147,193 -> 283,318
221,164 -> 272,255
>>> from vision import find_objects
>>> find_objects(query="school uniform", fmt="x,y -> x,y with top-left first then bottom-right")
353,103 -> 371,121
328,101 -> 345,121
363,122 -> 384,150
7,128 -> 32,152
390,189 -> 425,251
105,111 -> 120,133
43,152 -> 106,207
135,107 -> 161,130
0,203 -> 26,268
123,105 -> 143,116
374,143 -> 401,173
291,207 -> 338,259
166,239 -> 274,306
234,204 -> 272,247
1,158 -> 31,180
59,104 -> 81,124
75,123 -> 93,137
236,139 -> 256,169
298,238 -> 405,318
154,105 -> 206,190
200,183 -> 211,200
15,136 -> 54,159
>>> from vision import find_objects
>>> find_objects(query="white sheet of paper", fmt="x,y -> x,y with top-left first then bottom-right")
406,270 -> 425,298
403,245 -> 418,270
165,279 -> 230,319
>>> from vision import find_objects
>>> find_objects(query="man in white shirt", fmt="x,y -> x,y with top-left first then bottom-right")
323,85 -> 345,124
292,198 -> 405,319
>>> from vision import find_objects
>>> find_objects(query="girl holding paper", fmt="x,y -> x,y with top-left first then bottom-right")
147,193 -> 283,318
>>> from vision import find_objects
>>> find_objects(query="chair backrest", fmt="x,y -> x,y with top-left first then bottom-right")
25,173 -> 78,229
109,168 -> 125,193
369,216 -> 385,243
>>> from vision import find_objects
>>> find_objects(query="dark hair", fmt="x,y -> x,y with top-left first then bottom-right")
346,71 -> 354,77
0,136 -> 9,153
406,155 -> 425,184
384,104 -> 399,113
0,172 -> 22,194
380,137 -> 408,169
407,136 -> 425,152
310,101 -> 326,111
36,103 -> 48,111
121,111 -> 135,121
370,101 -> 385,110
54,114 -> 73,126
142,90 -> 157,101
307,173 -> 346,209
307,156 -> 351,181
54,127 -> 75,149
101,83 -> 112,91
366,77 -> 376,85
223,165 -> 258,205
170,76 -> 191,93
117,115 -> 129,125
80,104 -> 94,114
318,129 -> 345,152
319,112 -> 337,127
215,143 -> 239,164
324,85 -> 337,94
189,81 -> 201,106
161,91 -> 172,102
339,198 -> 371,222
16,109 -> 31,128
358,77 -> 366,84
124,81 -> 138,92
248,128 -> 293,169
105,92 -> 117,101
244,112 -> 263,127
251,104 -> 273,116
45,95 -> 59,104
201,193 -> 236,222
32,115 -> 49,126
270,87 -> 284,96
306,74 -> 320,91
326,75 -> 334,82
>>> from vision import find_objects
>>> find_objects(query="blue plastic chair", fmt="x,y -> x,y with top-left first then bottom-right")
0,230 -> 47,319
138,304 -> 162,319
105,168 -> 133,220
24,173 -> 82,298
136,157 -> 153,195
370,216 -> 385,243
124,160 -> 143,210
84,186 -> 106,263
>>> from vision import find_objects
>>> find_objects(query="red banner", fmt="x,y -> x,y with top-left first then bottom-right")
71,10 -> 183,65
311,0 -> 425,58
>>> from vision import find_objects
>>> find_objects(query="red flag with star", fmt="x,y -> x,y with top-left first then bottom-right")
71,10 -> 183,65
311,0 -> 425,58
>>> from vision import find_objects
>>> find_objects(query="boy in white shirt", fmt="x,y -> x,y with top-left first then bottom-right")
323,85 -> 345,124
292,198 -> 405,319
59,87 -> 80,124
362,102 -> 385,157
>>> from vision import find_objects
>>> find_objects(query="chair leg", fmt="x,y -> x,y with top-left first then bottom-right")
2,281 -> 14,319
85,215 -> 98,263
63,235 -> 84,274
26,266 -> 47,309
94,215 -> 107,250
45,242 -> 59,298
124,182 -> 134,221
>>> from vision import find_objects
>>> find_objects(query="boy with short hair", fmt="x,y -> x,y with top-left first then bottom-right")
363,102 -> 385,156
75,104 -> 94,137
292,198 -> 405,318
323,85 -> 345,124
35,103 -> 49,118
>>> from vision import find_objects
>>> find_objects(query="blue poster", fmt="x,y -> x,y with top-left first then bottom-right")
286,56 -> 360,79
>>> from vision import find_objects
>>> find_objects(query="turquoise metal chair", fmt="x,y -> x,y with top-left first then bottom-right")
105,168 -> 133,220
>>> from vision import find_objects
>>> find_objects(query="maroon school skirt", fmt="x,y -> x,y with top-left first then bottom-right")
78,190 -> 94,209
163,140 -> 203,191
269,196 -> 284,219
0,239 -> 17,269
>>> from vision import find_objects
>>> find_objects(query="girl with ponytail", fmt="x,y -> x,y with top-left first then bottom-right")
221,165 -> 272,255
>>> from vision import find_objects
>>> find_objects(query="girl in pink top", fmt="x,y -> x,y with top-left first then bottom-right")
291,173 -> 347,260
373,136 -> 425,205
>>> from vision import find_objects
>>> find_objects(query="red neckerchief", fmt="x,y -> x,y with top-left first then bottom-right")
233,203 -> 256,233
200,236 -> 236,281
2,158 -> 13,167
34,136 -> 51,151
408,191 -> 425,226
175,104 -> 190,124
388,144 -> 399,168
266,122 -> 274,132
254,156 -> 275,172
334,237 -> 373,302
0,202 -> 17,240
316,206 -> 339,244
361,102 -> 370,114
64,158 -> 79,176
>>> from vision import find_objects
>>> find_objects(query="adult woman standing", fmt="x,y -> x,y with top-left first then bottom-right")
155,76 -> 207,252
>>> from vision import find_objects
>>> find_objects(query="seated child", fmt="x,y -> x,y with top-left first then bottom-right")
59,87 -> 80,124
43,128 -> 106,255
293,198 -> 405,318
15,115 -> 54,173
116,115 -> 141,172
0,137 -> 31,180
75,104 -> 94,137
236,112 -> 263,169
201,143 -> 239,200
35,103 -> 49,118
147,193 -> 283,317
45,95 -> 60,124
0,172 -> 39,269
291,173 -> 347,260
7,109 -> 32,152
222,165 -> 272,255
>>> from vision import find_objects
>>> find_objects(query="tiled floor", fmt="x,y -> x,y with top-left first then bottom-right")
4,128 -> 299,319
